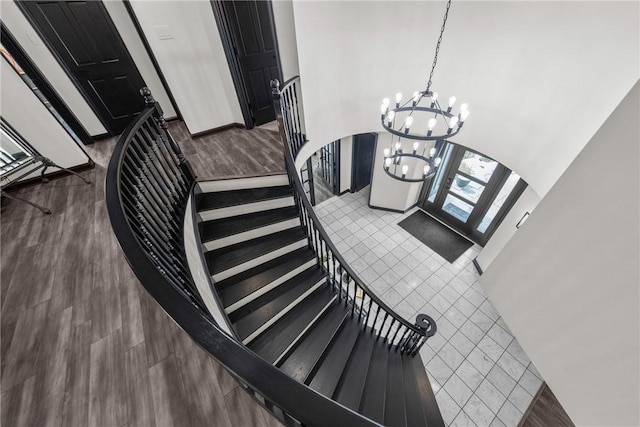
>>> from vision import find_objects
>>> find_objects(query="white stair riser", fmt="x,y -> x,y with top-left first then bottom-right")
198,175 -> 289,193
272,296 -> 338,366
225,259 -> 317,314
199,197 -> 294,222
204,218 -> 301,251
242,279 -> 327,345
212,239 -> 308,282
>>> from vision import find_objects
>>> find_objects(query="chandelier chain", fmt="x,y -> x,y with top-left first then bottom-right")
426,0 -> 453,94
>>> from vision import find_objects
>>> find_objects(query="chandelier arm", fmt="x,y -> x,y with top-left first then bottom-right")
425,0 -> 453,94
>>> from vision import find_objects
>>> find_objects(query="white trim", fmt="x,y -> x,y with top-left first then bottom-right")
199,197 -> 294,222
198,175 -> 289,192
242,280 -> 328,345
204,218 -> 300,251
212,239 -> 307,282
182,192 -> 234,336
225,259 -> 317,314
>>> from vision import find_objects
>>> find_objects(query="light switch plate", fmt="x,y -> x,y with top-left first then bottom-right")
154,25 -> 174,40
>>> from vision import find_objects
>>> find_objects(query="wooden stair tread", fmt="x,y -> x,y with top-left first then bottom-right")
384,350 -> 407,427
307,316 -> 361,398
412,354 -> 445,427
278,301 -> 348,383
359,339 -> 390,423
218,247 -> 315,308
230,266 -> 324,341
402,354 -> 428,427
200,206 -> 299,242
205,227 -> 306,275
333,331 -> 376,411
247,286 -> 335,364
196,185 -> 292,211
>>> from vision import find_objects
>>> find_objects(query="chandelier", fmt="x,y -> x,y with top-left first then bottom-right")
380,0 -> 469,183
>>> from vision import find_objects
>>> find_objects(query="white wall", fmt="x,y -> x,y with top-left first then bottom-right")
128,0 -> 243,135
1,59 -> 90,173
339,135 -> 352,193
474,186 -> 541,271
481,81 -> 640,426
271,0 -> 299,81
1,0 -> 107,136
369,132 -> 422,212
292,1 -> 639,199
102,0 -> 176,119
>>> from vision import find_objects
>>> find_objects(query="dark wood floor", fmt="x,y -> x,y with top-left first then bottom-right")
1,122 -> 285,426
168,120 -> 285,180
519,384 -> 575,427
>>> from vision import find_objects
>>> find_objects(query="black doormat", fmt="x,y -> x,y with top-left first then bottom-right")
398,210 -> 473,263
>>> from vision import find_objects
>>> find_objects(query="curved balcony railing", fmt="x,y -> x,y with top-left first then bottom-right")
106,87 -> 384,427
272,78 -> 436,356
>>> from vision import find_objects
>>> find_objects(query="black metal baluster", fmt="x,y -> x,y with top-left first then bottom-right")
130,137 -> 181,208
377,313 -> 389,341
397,329 -> 411,353
389,322 -> 402,349
136,127 -> 184,195
364,298 -> 373,329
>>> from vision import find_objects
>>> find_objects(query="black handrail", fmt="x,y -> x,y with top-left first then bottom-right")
271,78 -> 437,356
106,87 -> 383,427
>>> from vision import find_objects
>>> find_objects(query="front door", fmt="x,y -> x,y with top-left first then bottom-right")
223,1 -> 281,126
420,144 -> 527,245
18,0 -> 146,135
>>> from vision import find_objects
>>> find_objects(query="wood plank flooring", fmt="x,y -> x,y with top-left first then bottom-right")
1,121 -> 284,426
519,384 -> 575,427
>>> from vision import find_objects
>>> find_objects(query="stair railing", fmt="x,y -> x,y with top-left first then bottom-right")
107,87 -> 382,427
275,77 -> 306,158
272,78 -> 437,356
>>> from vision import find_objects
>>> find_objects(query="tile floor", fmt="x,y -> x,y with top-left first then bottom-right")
314,187 -> 543,427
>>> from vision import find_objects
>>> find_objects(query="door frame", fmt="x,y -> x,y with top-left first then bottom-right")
209,0 -> 283,129
319,139 -> 340,196
1,23 -> 94,145
122,0 -> 181,121
351,133 -> 377,193
420,143 -> 528,246
16,0 -> 147,136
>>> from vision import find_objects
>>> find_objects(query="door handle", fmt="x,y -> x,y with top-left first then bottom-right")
445,177 -> 453,189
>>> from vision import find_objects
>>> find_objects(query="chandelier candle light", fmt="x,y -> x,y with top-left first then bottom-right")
380,0 -> 469,183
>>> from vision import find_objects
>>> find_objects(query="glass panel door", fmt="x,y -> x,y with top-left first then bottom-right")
436,149 -> 500,226
420,143 -> 526,246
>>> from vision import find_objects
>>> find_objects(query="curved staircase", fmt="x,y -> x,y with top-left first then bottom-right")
196,175 -> 444,427
106,83 -> 444,427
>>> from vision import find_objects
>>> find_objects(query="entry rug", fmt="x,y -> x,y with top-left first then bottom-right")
398,210 -> 473,263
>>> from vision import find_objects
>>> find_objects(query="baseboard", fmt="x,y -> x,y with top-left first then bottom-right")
472,258 -> 484,275
339,189 -> 351,196
190,123 -> 244,138
197,171 -> 288,183
2,159 -> 95,192
90,133 -> 111,143
367,201 -> 418,214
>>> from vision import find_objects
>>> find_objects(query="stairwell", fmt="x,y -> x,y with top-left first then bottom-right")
195,174 -> 444,427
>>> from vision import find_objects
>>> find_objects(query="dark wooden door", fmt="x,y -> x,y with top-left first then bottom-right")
18,1 -> 146,135
223,1 -> 280,126
352,133 -> 377,192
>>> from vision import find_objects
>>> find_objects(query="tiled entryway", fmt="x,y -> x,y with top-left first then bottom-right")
314,187 -> 543,427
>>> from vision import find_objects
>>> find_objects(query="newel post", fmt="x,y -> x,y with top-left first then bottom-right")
409,313 -> 437,355
270,79 -> 289,157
